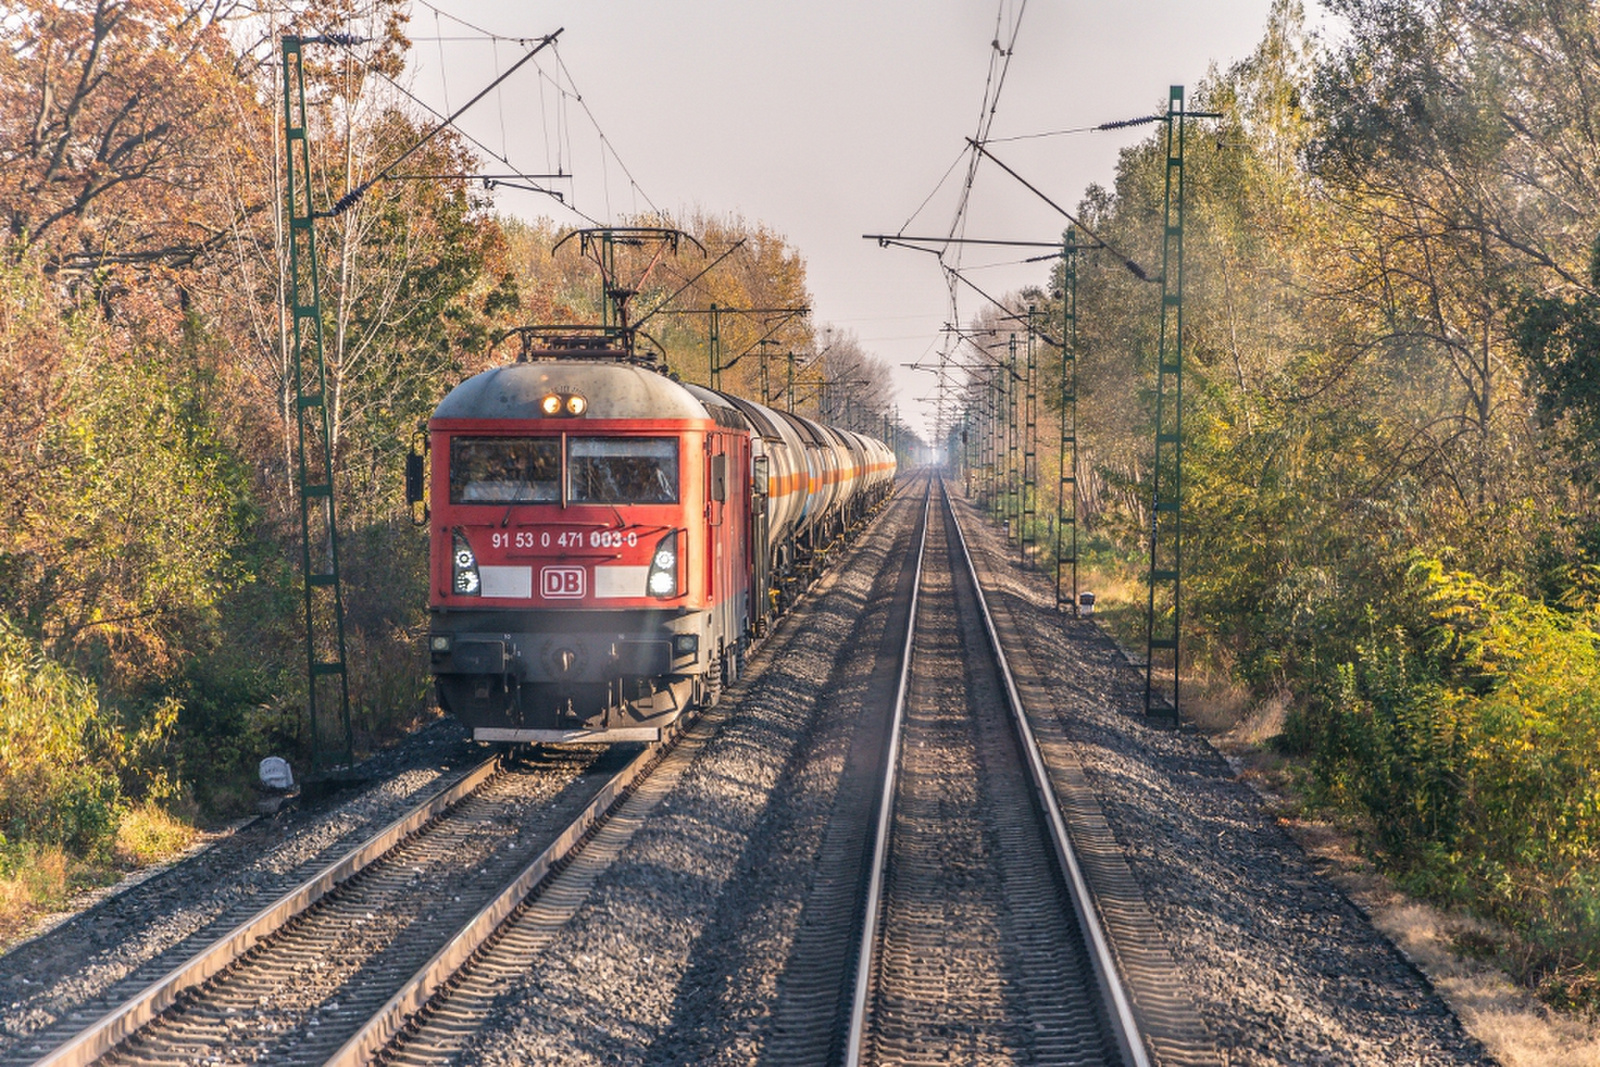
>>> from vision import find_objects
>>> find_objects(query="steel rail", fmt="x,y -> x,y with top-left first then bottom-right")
844,477 -> 932,1067
941,478 -> 1151,1067
324,733 -> 672,1065
31,756 -> 506,1067
337,480 -> 913,1062
33,477 -> 907,1067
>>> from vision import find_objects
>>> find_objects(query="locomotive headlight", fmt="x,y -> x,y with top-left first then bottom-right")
451,529 -> 481,596
647,530 -> 679,598
539,393 -> 588,417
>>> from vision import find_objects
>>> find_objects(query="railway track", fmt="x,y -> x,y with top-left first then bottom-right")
846,479 -> 1144,1066
22,490 -> 904,1067
23,739 -> 662,1067
756,476 -> 1147,1066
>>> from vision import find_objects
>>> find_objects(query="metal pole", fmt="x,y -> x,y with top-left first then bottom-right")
709,303 -> 721,391
989,369 -> 1001,518
281,35 -> 352,769
1023,307 -> 1039,562
1145,86 -> 1187,721
1057,229 -> 1080,615
1007,334 -> 1020,545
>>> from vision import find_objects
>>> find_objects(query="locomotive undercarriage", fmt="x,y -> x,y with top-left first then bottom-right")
430,606 -> 713,743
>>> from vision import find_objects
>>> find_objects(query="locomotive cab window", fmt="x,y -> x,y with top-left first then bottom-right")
450,437 -> 560,503
569,437 -> 678,504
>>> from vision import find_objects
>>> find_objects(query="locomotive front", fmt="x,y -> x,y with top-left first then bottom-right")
423,357 -> 748,742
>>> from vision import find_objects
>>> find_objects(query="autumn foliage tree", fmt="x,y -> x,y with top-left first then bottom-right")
0,0 -> 517,895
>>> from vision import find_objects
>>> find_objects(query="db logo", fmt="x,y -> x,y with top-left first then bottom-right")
540,566 -> 585,599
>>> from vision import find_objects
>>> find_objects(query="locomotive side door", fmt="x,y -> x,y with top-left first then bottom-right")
707,432 -> 729,603
706,434 -> 722,593
706,432 -> 734,661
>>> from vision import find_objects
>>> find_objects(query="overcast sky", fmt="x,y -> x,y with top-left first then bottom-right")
409,0 -> 1303,436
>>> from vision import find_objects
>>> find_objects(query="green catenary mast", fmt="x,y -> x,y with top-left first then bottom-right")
281,35 -> 353,768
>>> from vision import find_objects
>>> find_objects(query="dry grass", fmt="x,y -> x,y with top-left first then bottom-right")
1075,565 -> 1146,653
1205,686 -> 1292,746
1222,724 -> 1600,1065
1313,831 -> 1600,1066
115,800 -> 198,866
0,803 -> 201,951
1069,547 -> 1600,1060
0,845 -> 70,948
1183,672 -> 1254,733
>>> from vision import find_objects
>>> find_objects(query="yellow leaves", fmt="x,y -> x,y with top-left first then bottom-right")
1417,557 -> 1600,687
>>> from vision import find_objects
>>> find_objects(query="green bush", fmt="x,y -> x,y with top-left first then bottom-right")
0,621 -> 123,857
0,619 -> 184,859
1296,557 -> 1600,997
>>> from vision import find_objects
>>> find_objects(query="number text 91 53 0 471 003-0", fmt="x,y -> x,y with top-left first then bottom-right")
487,528 -> 640,550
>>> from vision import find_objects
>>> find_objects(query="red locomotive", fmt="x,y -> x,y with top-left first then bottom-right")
410,331 -> 896,743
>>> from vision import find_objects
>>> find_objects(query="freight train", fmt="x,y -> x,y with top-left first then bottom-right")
409,331 -> 896,743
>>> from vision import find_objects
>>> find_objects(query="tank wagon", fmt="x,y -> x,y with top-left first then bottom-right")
413,338 -> 896,743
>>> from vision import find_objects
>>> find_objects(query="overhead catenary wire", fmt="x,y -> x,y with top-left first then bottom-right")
537,42 -> 553,174
362,43 -> 601,223
941,0 -> 1031,439
948,0 -> 1030,240
965,137 -> 1152,280
396,3 -> 662,226
897,145 -> 970,236
327,30 -> 562,217
984,123 -> 1100,142
897,0 -> 1031,442
412,0 -> 546,45
493,38 -> 509,161
434,9 -> 451,113
551,47 -> 662,221
631,240 -> 749,330
884,28 -> 1185,437
940,261 -> 1062,347
983,113 -> 1162,141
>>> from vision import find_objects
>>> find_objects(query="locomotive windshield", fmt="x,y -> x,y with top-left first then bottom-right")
450,437 -> 560,503
569,437 -> 678,504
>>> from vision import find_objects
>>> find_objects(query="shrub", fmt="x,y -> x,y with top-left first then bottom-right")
1301,556 -> 1600,996
0,618 -> 185,858
0,621 -> 124,857
115,801 -> 197,866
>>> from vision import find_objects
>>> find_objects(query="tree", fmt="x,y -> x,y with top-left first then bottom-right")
0,0 -> 252,284
0,255 -> 247,686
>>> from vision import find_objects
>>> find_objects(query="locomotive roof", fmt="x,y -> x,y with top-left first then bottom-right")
432,361 -> 712,422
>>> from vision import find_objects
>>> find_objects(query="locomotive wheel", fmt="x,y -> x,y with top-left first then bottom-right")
701,651 -> 723,708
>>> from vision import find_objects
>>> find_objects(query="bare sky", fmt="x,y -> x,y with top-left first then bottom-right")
412,1 -> 1295,436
